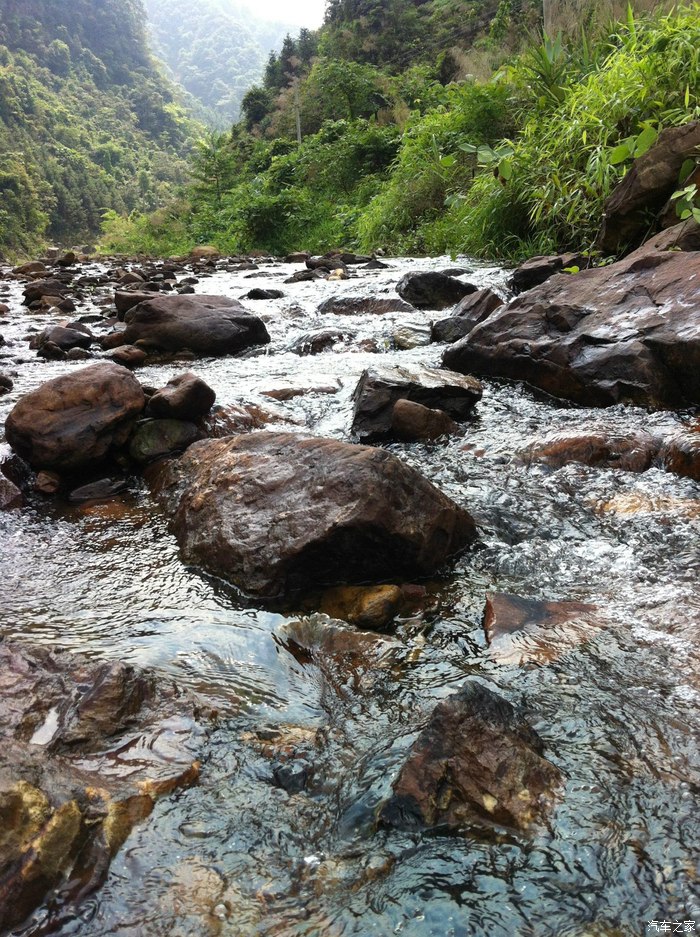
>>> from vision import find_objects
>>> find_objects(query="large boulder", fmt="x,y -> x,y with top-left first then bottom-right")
507,252 -> 585,294
396,271 -> 477,310
120,294 -> 270,356
5,363 -> 145,470
443,249 -> 700,408
432,288 -> 504,343
597,121 -> 700,255
157,432 -> 477,598
351,363 -> 482,441
379,681 -> 561,832
317,296 -> 414,316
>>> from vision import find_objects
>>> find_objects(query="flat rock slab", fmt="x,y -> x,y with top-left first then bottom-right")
397,271 -> 477,310
444,249 -> 700,408
317,296 -> 414,316
351,363 -> 482,441
380,681 -> 562,832
157,432 -> 477,598
5,362 -> 145,470
121,294 -> 270,356
521,430 -> 659,472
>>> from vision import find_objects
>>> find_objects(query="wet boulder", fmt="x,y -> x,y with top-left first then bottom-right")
23,278 -> 71,305
379,681 -> 562,832
391,399 -> 460,442
392,319 -> 432,349
443,249 -> 700,409
121,294 -> 270,356
4,363 -> 145,470
157,432 -> 477,598
35,324 -> 93,353
507,253 -> 586,294
317,295 -> 414,316
597,121 -> 700,255
0,373 -> 13,395
107,344 -> 148,368
396,271 -> 477,310
146,372 -> 216,421
289,328 -> 351,355
432,288 -> 504,343
351,363 -> 482,442
0,476 -> 22,510
114,289 -> 157,320
244,288 -> 284,300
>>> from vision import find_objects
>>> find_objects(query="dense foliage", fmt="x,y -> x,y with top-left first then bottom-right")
0,0 -> 196,255
144,0 -> 294,127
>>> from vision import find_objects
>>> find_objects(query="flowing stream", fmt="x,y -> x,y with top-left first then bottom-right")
0,256 -> 698,936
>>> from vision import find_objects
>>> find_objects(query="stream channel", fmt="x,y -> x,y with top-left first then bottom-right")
0,255 -> 698,936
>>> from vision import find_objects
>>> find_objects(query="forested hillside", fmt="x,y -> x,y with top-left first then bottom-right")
104,0 -> 699,261
0,0 -> 196,254
144,0 -> 294,126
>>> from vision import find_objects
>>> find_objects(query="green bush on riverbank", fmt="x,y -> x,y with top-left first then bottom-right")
100,3 -> 700,260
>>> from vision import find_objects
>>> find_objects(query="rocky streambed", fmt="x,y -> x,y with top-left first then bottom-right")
0,239 -> 699,936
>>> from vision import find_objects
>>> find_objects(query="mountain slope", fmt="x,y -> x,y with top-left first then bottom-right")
0,0 -> 197,254
144,0 -> 294,126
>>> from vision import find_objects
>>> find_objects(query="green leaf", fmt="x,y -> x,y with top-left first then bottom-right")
610,143 -> 632,165
439,154 -> 456,168
498,159 -> 512,180
679,159 -> 696,184
633,126 -> 658,158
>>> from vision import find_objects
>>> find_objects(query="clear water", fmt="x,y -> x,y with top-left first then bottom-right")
0,257 -> 698,936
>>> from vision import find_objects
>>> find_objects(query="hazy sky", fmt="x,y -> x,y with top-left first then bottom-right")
240,0 -> 326,27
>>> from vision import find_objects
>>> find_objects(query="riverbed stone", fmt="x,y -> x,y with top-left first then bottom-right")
114,289 -> 157,319
443,248 -> 700,409
658,426 -> 700,481
0,476 -> 22,510
5,362 -> 145,470
146,372 -> 216,421
396,271 -> 477,309
391,398 -> 460,441
432,288 -> 504,343
351,363 -> 482,441
521,430 -> 659,472
129,418 -> 200,464
157,432 -> 477,598
379,681 -> 562,832
317,295 -> 414,316
120,294 -> 270,356
507,252 -> 586,294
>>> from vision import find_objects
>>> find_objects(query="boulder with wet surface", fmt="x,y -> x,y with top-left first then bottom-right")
396,271 -> 477,309
379,681 -> 562,832
156,431 -> 477,598
444,238 -> 700,408
351,363 -> 482,441
4,362 -> 145,471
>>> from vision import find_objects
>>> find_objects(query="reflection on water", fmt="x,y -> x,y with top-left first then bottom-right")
1,256 -> 698,935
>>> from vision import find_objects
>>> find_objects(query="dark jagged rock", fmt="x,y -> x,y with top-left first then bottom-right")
432,288 -> 504,343
317,295 -> 414,316
35,325 -> 93,352
157,432 -> 477,598
597,121 -> 700,255
120,294 -> 270,356
351,363 -> 482,441
114,290 -> 157,320
146,372 -> 216,421
444,248 -> 700,409
0,476 -> 22,510
244,288 -> 284,300
288,328 -> 351,355
379,681 -> 561,832
23,278 -> 72,304
68,478 -> 129,503
658,426 -> 700,481
507,253 -> 586,294
5,363 -> 145,470
0,373 -> 13,395
396,271 -> 477,310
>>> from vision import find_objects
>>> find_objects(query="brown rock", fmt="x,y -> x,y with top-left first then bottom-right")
351,363 -> 482,441
157,432 -> 477,597
114,290 -> 156,320
190,245 -> 220,261
396,271 -> 477,310
107,344 -> 148,368
597,121 -> 700,254
507,252 -> 586,294
522,430 -> 659,472
316,584 -> 405,630
12,261 -> 46,276
317,296 -> 414,316
285,251 -> 311,263
379,681 -> 562,832
35,470 -> 62,495
658,427 -> 700,481
5,363 -> 145,470
199,403 -> 259,437
444,250 -> 700,408
391,399 -> 460,441
121,294 -> 270,356
146,372 -> 216,420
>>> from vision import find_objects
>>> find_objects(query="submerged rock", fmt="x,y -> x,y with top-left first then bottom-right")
658,426 -> 700,481
521,430 -> 659,472
0,643 -> 201,934
317,295 -> 414,316
5,363 -> 145,470
391,398 -> 460,441
129,418 -> 200,464
120,294 -> 270,356
157,432 -> 477,597
379,681 -> 562,832
396,271 -> 477,310
444,248 -> 700,408
351,363 -> 482,441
